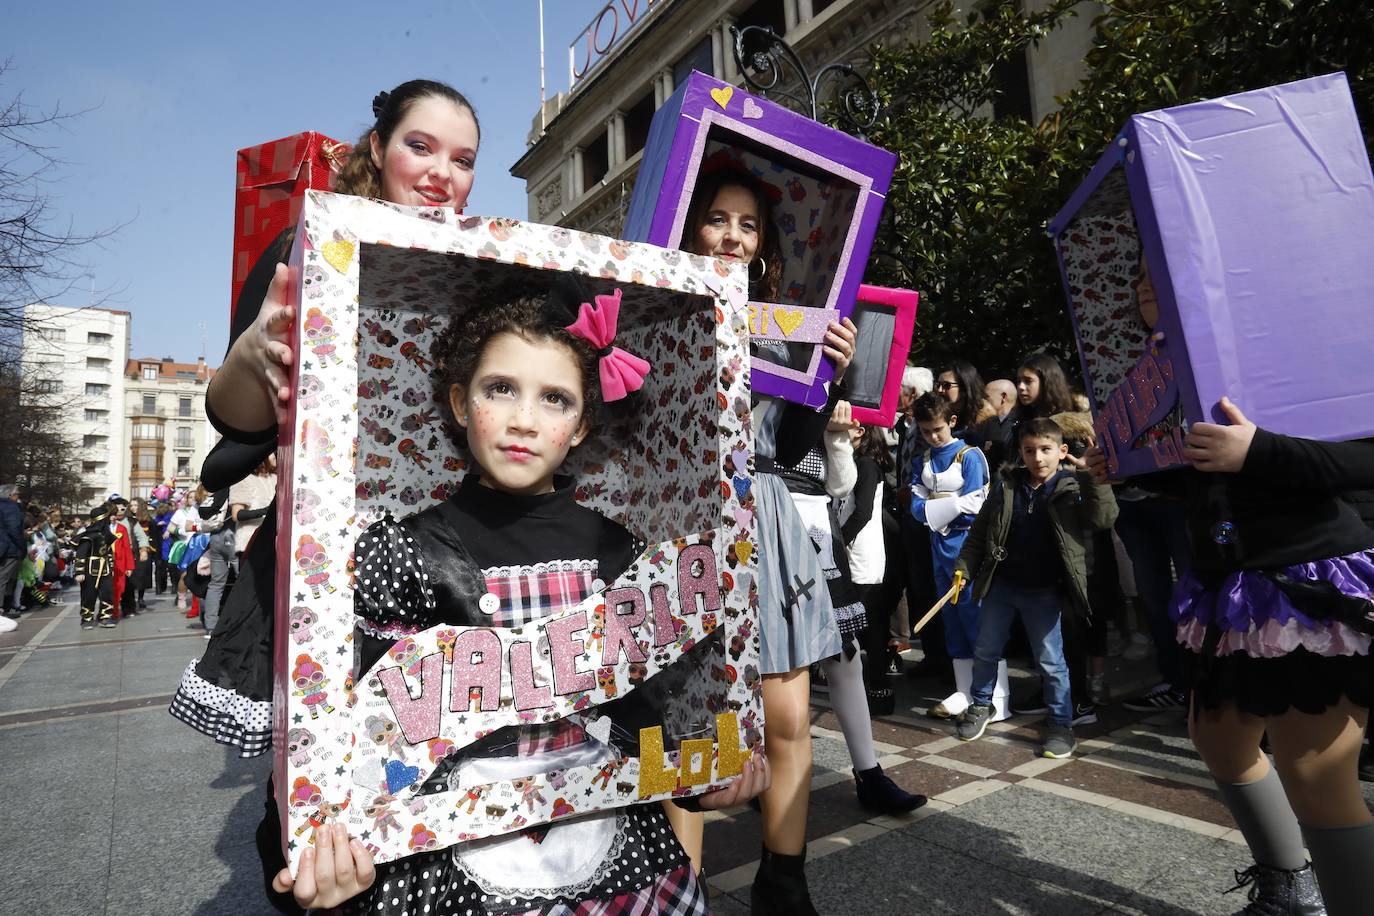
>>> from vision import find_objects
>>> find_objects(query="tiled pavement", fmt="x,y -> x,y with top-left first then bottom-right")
3,591 -> 1370,915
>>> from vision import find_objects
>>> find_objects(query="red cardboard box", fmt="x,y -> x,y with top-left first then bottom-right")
232,132 -> 346,318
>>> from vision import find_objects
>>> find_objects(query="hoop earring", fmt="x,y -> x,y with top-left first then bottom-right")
748,256 -> 768,283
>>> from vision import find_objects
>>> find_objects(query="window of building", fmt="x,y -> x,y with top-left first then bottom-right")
82,462 -> 101,474
581,129 -> 609,191
672,35 -> 714,87
35,379 -> 62,394
86,356 -> 110,369
735,0 -> 787,35
624,89 -> 656,160
176,457 -> 192,476
134,484 -> 153,499
82,434 -> 107,448
977,2 -> 1033,121
176,427 -> 193,448
178,397 -> 192,417
84,409 -> 109,422
87,331 -> 113,345
37,327 -> 66,342
137,452 -> 159,471
142,365 -> 157,380
142,394 -> 157,414
85,383 -> 108,397
132,423 -> 162,440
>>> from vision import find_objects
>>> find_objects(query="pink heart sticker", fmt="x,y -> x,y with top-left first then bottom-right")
742,98 -> 763,120
725,287 -> 748,312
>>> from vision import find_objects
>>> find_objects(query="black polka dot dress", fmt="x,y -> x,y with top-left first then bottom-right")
345,476 -> 706,916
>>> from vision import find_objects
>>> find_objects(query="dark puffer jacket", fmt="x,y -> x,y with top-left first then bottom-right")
955,465 -> 1118,618
0,498 -> 24,560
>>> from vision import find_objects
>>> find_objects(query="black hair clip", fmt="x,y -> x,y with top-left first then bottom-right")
372,91 -> 391,119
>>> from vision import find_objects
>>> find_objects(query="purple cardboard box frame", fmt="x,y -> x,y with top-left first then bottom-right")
625,71 -> 897,408
1050,72 -> 1374,478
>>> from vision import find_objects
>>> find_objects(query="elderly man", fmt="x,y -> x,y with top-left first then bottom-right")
978,379 -> 1017,471
0,484 -> 25,621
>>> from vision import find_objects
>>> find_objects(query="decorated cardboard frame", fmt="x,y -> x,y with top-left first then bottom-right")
842,284 -> 919,428
273,192 -> 763,868
1050,73 -> 1374,478
624,70 -> 897,409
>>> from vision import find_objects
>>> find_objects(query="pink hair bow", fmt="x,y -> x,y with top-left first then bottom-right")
564,288 -> 651,402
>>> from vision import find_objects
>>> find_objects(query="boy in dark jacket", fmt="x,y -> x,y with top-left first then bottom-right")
953,418 -> 1119,758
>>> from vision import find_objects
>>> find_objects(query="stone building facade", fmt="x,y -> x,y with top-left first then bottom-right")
511,0 -> 1102,235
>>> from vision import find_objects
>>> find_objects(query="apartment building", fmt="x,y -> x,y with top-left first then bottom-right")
21,304 -> 133,506
124,357 -> 217,499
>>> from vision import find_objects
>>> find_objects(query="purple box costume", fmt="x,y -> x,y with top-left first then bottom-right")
1052,74 -> 1374,713
623,72 -> 900,674
1050,73 -> 1374,480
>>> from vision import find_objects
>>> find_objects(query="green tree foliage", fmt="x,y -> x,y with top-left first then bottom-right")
860,0 -> 1374,378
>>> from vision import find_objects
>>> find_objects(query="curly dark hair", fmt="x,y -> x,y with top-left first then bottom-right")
429,295 -> 602,447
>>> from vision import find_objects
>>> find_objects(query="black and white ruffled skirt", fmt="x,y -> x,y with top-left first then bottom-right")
168,509 -> 276,756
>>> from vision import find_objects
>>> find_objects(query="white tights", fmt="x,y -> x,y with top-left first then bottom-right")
821,650 -> 879,771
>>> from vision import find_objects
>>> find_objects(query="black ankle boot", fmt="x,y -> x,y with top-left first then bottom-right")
1226,861 -> 1326,915
750,846 -> 818,916
854,763 -> 927,815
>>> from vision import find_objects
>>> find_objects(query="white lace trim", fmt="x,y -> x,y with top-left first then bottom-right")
1177,617 -> 1373,658
449,811 -> 631,901
355,615 -> 427,639
482,558 -> 598,579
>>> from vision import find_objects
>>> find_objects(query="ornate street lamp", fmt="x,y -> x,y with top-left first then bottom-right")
729,24 -> 880,136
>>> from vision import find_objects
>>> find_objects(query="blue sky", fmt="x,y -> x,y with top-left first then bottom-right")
8,0 -> 613,362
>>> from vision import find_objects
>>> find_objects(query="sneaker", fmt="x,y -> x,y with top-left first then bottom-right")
1122,683 -> 1186,712
1122,633 -> 1152,661
204,633 -> 212,640
1105,629 -> 1129,657
99,619 -> 117,629
853,764 -> 927,814
885,649 -> 904,677
1071,702 -> 1098,726
0,614 -> 16,634
1010,692 -> 1049,717
80,620 -> 97,631
1041,725 -> 1076,759
955,703 -> 993,742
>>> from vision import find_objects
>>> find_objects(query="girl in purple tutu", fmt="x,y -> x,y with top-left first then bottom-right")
1089,398 -> 1374,916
